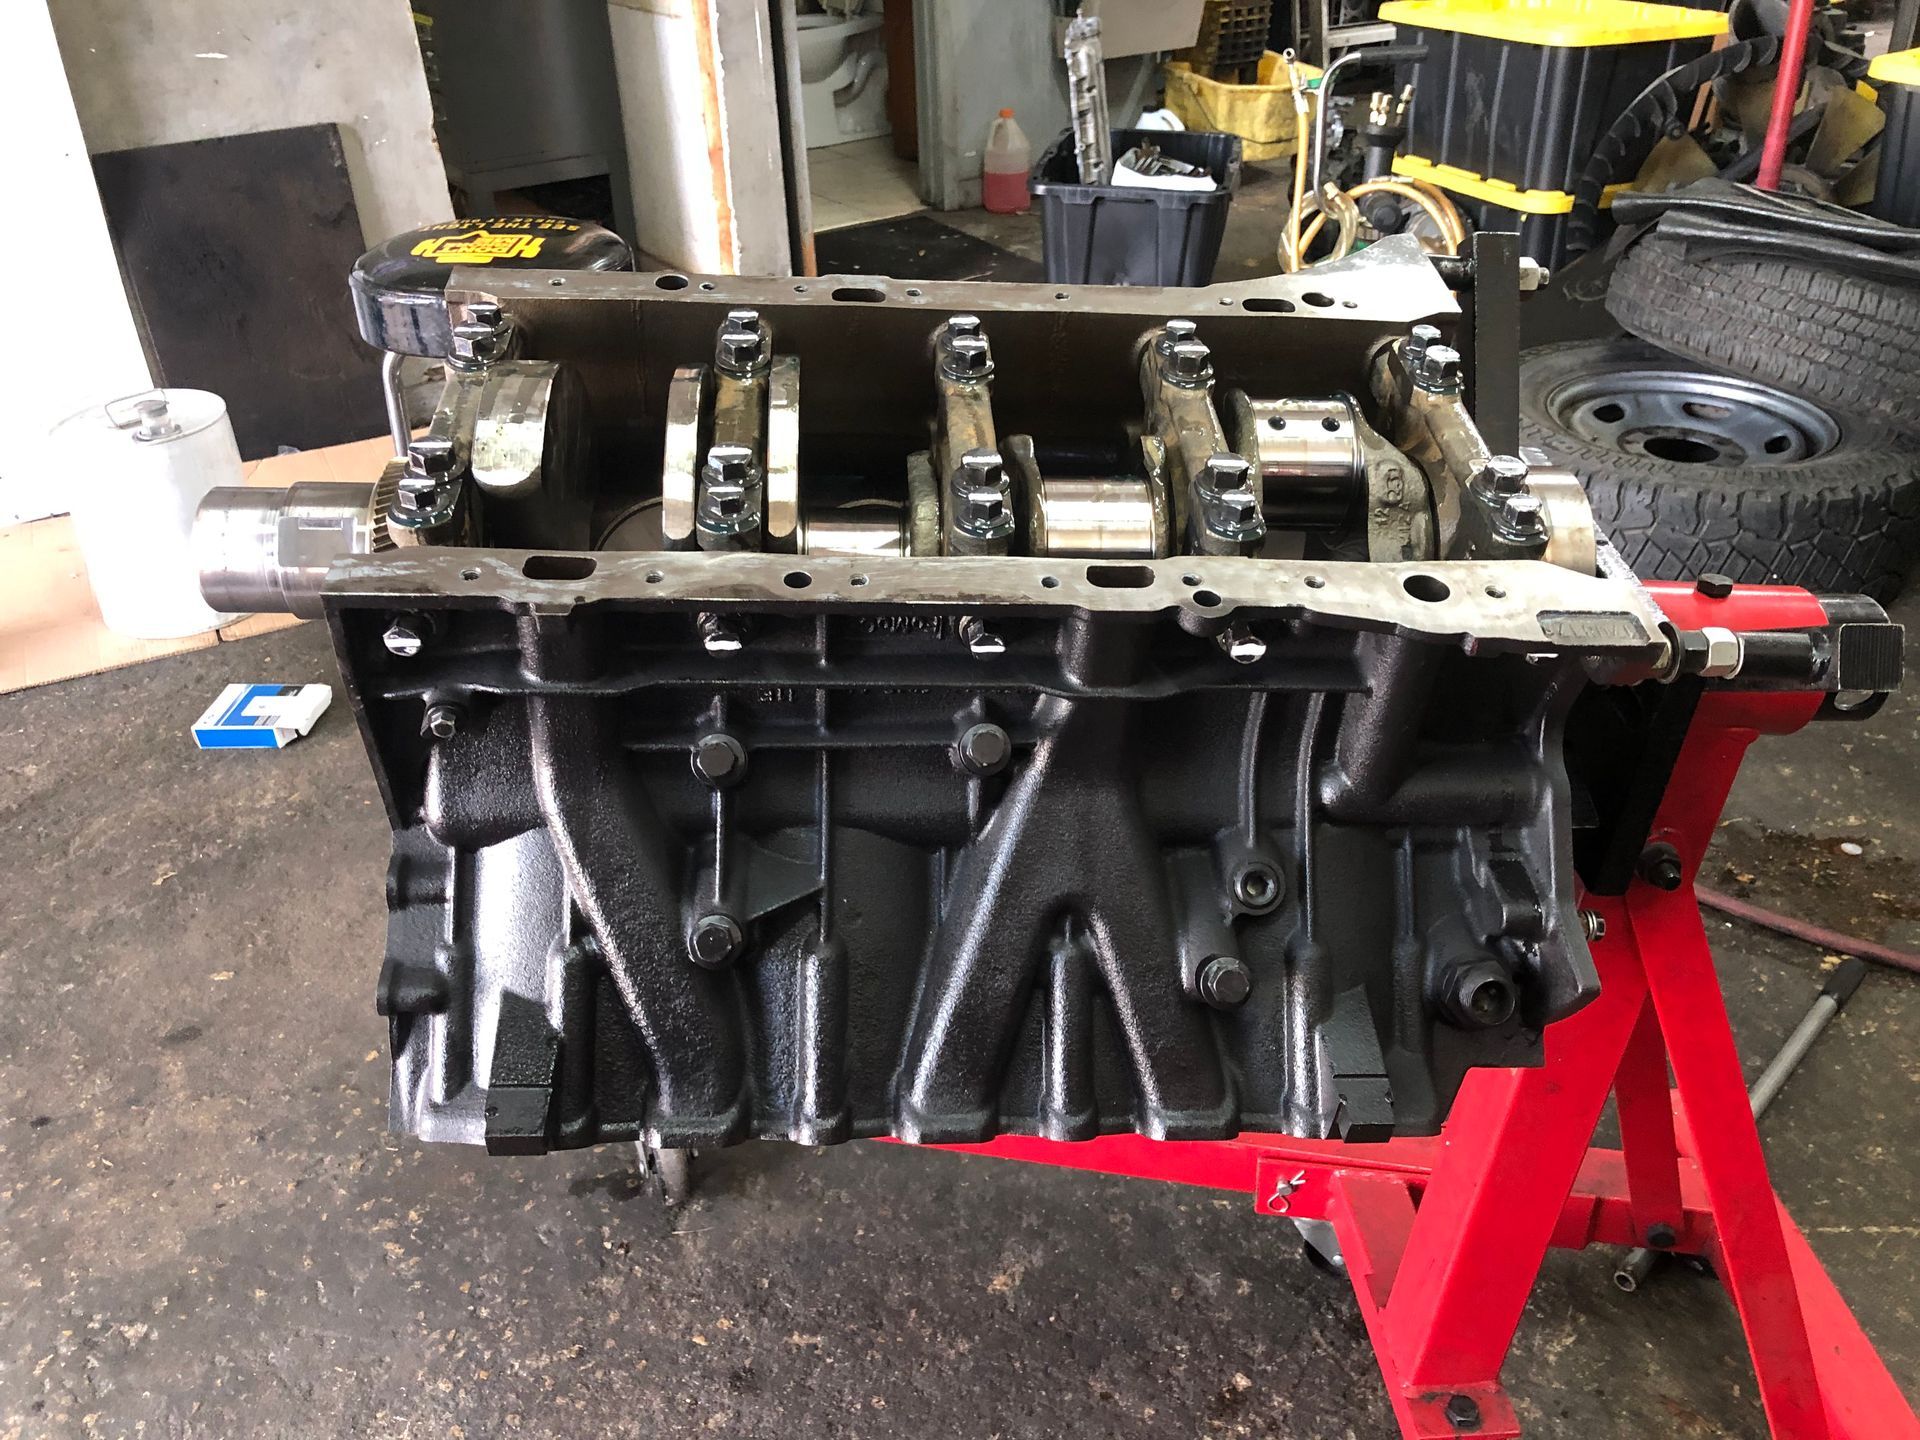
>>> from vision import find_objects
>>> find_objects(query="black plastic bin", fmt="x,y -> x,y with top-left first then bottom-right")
1030,128 -> 1243,287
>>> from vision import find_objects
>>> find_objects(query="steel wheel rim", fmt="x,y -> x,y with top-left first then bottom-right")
1546,363 -> 1840,467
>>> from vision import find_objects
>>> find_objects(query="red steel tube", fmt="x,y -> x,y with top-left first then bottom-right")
1756,0 -> 1817,191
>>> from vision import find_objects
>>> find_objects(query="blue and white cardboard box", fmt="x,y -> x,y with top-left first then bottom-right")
192,684 -> 333,750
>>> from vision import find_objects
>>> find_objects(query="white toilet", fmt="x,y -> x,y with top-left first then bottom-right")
796,1 -> 890,149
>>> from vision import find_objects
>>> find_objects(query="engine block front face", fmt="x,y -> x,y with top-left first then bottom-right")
205,241 -> 1707,1156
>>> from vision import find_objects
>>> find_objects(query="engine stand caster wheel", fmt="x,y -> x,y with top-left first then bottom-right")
1294,1217 -> 1347,1276
634,1140 -> 697,1206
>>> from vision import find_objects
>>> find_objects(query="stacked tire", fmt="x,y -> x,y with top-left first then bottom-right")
1518,237 -> 1920,600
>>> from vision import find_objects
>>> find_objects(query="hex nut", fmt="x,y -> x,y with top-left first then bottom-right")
1695,573 -> 1736,600
1698,625 -> 1744,679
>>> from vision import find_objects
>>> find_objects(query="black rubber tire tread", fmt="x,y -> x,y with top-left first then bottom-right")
1519,339 -> 1920,600
1606,235 -> 1920,430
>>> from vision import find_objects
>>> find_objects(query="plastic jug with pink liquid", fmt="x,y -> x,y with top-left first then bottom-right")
983,108 -> 1032,214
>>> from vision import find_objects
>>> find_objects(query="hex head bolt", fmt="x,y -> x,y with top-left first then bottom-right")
395,436 -> 457,518
1442,1393 -> 1482,1432
1162,336 -> 1214,387
687,914 -> 743,970
714,308 -> 770,376
447,307 -> 510,370
691,733 -> 748,787
1412,342 -> 1463,394
697,444 -> 763,544
1196,453 -> 1264,547
1198,955 -> 1252,1009
1474,453 -> 1531,498
939,329 -> 994,383
951,449 -> 1014,542
1639,841 -> 1684,891
1402,322 -> 1441,375
422,703 -> 463,740
955,722 -> 1012,776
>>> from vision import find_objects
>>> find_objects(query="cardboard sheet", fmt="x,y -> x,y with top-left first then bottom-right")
0,435 -> 393,696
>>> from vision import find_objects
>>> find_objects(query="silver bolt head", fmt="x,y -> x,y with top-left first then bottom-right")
1200,453 -> 1252,492
944,313 -> 982,339
960,485 -> 1008,528
1517,257 -> 1550,292
382,620 -> 424,658
705,481 -> 749,520
1499,492 -> 1545,531
462,299 -> 504,329
702,443 -> 756,488
405,436 -> 456,478
1580,910 -> 1607,942
423,703 -> 461,740
1218,624 -> 1267,664
448,320 -> 506,367
715,310 -> 769,372
1157,318 -> 1200,354
941,333 -> 993,380
1479,454 -> 1531,496
958,447 -> 1004,485
1164,338 -> 1213,384
1413,343 -> 1462,392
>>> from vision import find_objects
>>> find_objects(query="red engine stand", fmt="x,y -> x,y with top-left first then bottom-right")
921,583 -> 1920,1440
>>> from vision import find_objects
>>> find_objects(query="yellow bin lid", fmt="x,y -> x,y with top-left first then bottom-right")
1378,0 -> 1727,47
1869,47 -> 1920,88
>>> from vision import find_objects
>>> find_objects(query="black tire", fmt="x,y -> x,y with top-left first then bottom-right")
1607,234 -> 1920,430
1519,338 -> 1920,600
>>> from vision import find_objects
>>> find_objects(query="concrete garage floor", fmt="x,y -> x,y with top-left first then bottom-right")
3,594 -> 1917,1439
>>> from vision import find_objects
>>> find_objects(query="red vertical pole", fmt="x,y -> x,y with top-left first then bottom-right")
1757,0 -> 1818,190
1612,995 -> 1685,1241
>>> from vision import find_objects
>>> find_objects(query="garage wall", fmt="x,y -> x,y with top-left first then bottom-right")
46,0 -> 452,248
2,2 -> 153,526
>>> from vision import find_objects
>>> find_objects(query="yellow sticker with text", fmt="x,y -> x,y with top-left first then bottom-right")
411,229 -> 546,264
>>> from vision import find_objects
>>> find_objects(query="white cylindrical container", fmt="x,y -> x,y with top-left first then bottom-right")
50,389 -> 246,638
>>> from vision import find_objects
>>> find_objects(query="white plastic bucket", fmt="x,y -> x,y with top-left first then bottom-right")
50,389 -> 245,639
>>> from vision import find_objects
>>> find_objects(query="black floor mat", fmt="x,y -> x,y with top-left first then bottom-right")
814,213 -> 1044,283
